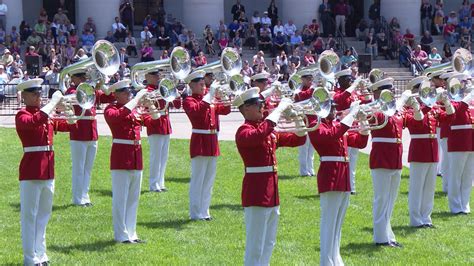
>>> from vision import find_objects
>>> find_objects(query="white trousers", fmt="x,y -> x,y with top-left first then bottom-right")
439,138 -> 449,192
111,170 -> 142,242
320,191 -> 349,266
371,168 -> 401,243
408,163 -> 437,226
436,128 -> 442,175
299,135 -> 315,176
447,152 -> 474,213
20,179 -> 54,266
348,147 -> 359,193
244,206 -> 280,266
70,140 -> 97,205
148,134 -> 170,191
335,15 -> 346,35
189,156 -> 217,220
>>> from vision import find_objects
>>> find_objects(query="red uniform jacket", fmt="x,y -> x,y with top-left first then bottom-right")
104,103 -> 143,170
142,84 -> 182,135
436,103 -> 451,139
448,102 -> 474,152
333,86 -> 372,112
236,119 -> 306,207
65,86 -> 115,141
260,93 -> 277,119
294,85 -> 317,124
406,106 -> 454,163
183,94 -> 231,158
15,107 -> 69,180
370,112 -> 414,169
308,119 -> 368,193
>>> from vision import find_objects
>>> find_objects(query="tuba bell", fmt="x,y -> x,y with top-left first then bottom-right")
53,83 -> 96,123
348,89 -> 396,131
318,50 -> 340,87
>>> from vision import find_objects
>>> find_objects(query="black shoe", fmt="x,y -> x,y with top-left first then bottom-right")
350,192 -> 357,195
42,261 -> 50,266
423,224 -> 435,228
84,203 -> 93,207
375,242 -> 391,246
133,239 -> 146,244
414,224 -> 425,228
455,211 -> 469,215
390,241 -> 403,248
160,188 -> 168,192
122,240 -> 133,244
151,189 -> 162,193
204,217 -> 213,221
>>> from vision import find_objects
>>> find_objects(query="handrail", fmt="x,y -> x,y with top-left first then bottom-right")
329,16 -> 348,52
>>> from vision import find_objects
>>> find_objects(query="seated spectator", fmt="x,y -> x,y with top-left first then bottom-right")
202,24 -> 214,39
365,31 -> 378,59
159,49 -> 169,60
8,26 -> 20,45
261,11 -> 272,28
118,62 -> 130,78
460,27 -> 471,51
372,18 -> 383,35
118,47 -> 129,65
34,19 -> 47,38
377,32 -> 393,59
355,19 -> 368,41
273,20 -> 285,36
303,50 -> 316,66
428,47 -> 442,65
216,20 -> 227,39
411,44 -> 430,73
68,30 -> 79,48
238,12 -> 249,34
251,11 -> 261,37
284,20 -> 297,39
204,31 -> 216,55
268,58 -> 280,78
301,25 -> 315,46
241,60 -> 254,77
36,42 -> 48,62
177,29 -> 189,46
389,17 -> 400,34
288,51 -> 301,69
50,19 -> 60,41
187,30 -> 199,51
459,16 -> 472,33
273,31 -> 287,56
141,26 -> 153,43
420,30 -> 433,54
104,31 -> 116,43
1,49 -> 13,67
25,45 -> 39,57
81,29 -> 95,54
252,50 -> 265,68
26,31 -> 42,48
38,9 -> 49,25
312,36 -> 325,55
290,30 -> 303,51
194,51 -> 207,67
45,48 -> 59,69
170,20 -> 184,46
20,21 -> 32,44
125,31 -> 138,57
57,31 -> 67,46
218,33 -> 229,54
53,8 -> 69,25
446,11 -> 458,27
228,19 -> 241,40
156,26 -> 170,50
258,30 -> 272,53
326,34 -> 336,50
65,43 -> 75,64
0,26 -> 5,44
260,24 -> 272,37
9,41 -> 21,55
140,41 -> 154,62
443,21 -> 458,47
233,31 -> 243,54
73,48 -> 88,63
112,16 -> 127,42
64,19 -> 75,35
44,30 -> 55,48
83,17 -> 97,35
340,48 -> 357,67
442,42 -> 452,62
244,24 -> 257,50
276,50 -> 289,74
0,64 -> 9,83
399,40 -> 412,67
143,15 -> 157,35
308,19 -> 320,37
403,28 -> 415,47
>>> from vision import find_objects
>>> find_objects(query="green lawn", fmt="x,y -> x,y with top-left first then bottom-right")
0,127 -> 472,265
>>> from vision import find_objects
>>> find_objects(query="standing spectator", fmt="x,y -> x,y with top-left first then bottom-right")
458,0 -> 471,21
53,8 -> 69,25
81,29 -> 95,54
38,9 -> 48,23
83,17 -> 97,35
140,41 -> 154,62
205,31 -> 216,55
20,21 -> 32,44
267,0 -> 279,28
319,0 -> 332,37
420,30 -> 433,54
0,25 -> 5,44
420,0 -> 432,35
442,42 -> 452,62
194,51 -> 207,67
0,0 -> 7,29
433,2 -> 444,35
125,31 -> 137,57
245,24 -> 257,50
140,26 -> 153,43
155,26 -> 170,50
403,28 -> 415,48
428,47 -> 442,65
231,0 -> 245,21
112,17 -> 127,42
258,30 -> 272,53
368,0 -> 380,25
251,11 -> 261,37
334,0 -> 348,36
119,0 -> 134,31
355,19 -> 368,41
365,31 -> 378,59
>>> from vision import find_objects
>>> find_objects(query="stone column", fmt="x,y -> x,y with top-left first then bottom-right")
76,0 -> 121,39
381,0 -> 421,35
182,0 -> 224,35
4,0 -> 23,32
280,0 -> 320,29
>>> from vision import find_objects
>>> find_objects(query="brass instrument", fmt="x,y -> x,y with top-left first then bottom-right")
348,89 -> 396,131
135,78 -> 178,119
54,83 -> 96,123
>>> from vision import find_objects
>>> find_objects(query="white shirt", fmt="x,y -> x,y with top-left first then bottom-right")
112,22 -> 126,33
284,23 -> 297,36
140,30 -> 153,42
0,4 -> 7,16
251,16 -> 261,24
273,25 -> 284,35
261,17 -> 271,26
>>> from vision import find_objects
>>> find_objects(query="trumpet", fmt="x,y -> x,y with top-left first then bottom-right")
53,83 -> 96,123
276,87 -> 332,133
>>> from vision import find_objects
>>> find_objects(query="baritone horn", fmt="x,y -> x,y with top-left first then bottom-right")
135,78 -> 178,119
348,89 -> 396,131
53,83 -> 96,123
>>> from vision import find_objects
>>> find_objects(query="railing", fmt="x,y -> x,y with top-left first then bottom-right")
380,16 -> 399,59
331,16 -> 348,52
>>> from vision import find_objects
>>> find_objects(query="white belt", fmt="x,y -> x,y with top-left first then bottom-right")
372,137 -> 402,144
112,139 -> 141,145
78,116 -> 96,120
451,124 -> 474,130
192,129 -> 219,134
245,165 -> 277,173
23,145 -> 54,153
320,156 -> 349,162
410,134 -> 437,139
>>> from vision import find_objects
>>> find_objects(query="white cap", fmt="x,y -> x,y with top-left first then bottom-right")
232,87 -> 261,107
185,70 -> 206,83
17,78 -> 44,92
109,79 -> 131,92
69,67 -> 88,76
334,69 -> 352,79
427,69 -> 445,79
4,49 -> 10,54
370,77 -> 394,92
406,76 -> 429,91
447,72 -> 469,82
251,72 -> 270,81
298,68 -> 315,78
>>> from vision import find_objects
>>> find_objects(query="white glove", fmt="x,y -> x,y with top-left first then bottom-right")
125,89 -> 148,111
266,98 -> 292,124
295,129 -> 307,137
341,101 -> 360,127
41,90 -> 64,116
462,90 -> 474,105
410,99 -> 421,112
203,80 -> 219,104
346,77 -> 362,94
260,86 -> 274,99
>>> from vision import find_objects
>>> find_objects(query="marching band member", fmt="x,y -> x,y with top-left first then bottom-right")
333,68 -> 365,194
446,77 -> 474,214
251,72 -> 277,118
369,78 -> 424,247
234,87 -> 306,266
65,68 -> 115,206
293,69 -> 317,177
104,80 -> 148,244
405,77 -> 455,228
142,70 -> 181,192
308,99 -> 369,266
183,70 -> 231,221
15,79 -> 69,265
203,70 -> 215,91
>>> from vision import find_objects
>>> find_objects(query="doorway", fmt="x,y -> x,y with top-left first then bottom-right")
43,0 -> 76,24
328,0 -> 364,37
134,0 -> 166,26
